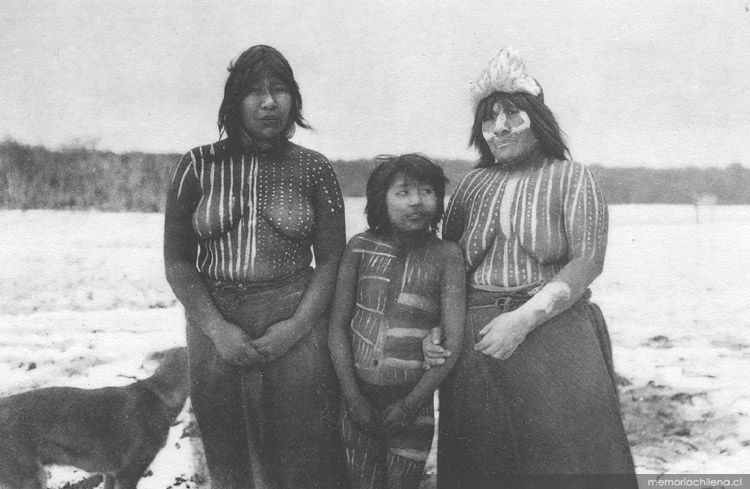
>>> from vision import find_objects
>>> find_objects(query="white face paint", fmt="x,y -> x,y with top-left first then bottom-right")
480,100 -> 537,165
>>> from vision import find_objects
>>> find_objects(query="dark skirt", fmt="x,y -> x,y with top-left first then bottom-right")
187,268 -> 347,489
437,290 -> 637,489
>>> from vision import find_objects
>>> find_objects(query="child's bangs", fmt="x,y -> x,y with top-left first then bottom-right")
395,156 -> 446,193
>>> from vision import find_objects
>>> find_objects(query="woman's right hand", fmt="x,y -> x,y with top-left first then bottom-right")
209,320 -> 264,367
422,327 -> 450,369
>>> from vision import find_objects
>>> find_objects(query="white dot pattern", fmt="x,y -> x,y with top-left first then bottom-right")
171,140 -> 344,282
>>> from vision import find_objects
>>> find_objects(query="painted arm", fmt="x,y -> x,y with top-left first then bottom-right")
382,242 -> 466,434
475,164 -> 609,359
441,179 -> 467,243
422,186 -> 468,367
251,158 -> 346,361
328,242 -> 380,431
164,153 -> 262,366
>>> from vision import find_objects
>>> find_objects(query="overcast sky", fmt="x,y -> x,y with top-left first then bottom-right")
1,0 -> 749,168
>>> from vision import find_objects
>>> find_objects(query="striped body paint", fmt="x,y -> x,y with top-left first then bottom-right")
346,233 -> 443,387
340,392 -> 434,488
443,158 -> 608,288
170,140 -> 344,282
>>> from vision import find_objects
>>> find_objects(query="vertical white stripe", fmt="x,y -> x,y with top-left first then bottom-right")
585,168 -> 600,258
479,174 -> 504,251
517,171 -> 530,249
212,239 -> 219,279
530,163 -> 544,253
559,161 -> 571,258
219,160 -> 226,234
199,243 -> 209,270
501,239 -> 511,285
243,155 -> 253,275
244,155 -> 259,276
568,166 -> 585,255
465,170 -> 495,205
250,156 -> 259,274
236,156 -> 246,278
205,162 -> 215,237
499,173 -> 520,239
545,162 -> 559,258
511,229 -> 520,283
581,169 -> 589,257
175,158 -> 195,200
484,238 -> 497,285
191,150 -> 199,181
527,167 -> 543,280
401,255 -> 411,291
197,147 -> 205,192
218,160 -> 227,279
206,240 -> 213,277
464,172 -> 500,255
226,156 -> 234,280
559,160 -> 568,209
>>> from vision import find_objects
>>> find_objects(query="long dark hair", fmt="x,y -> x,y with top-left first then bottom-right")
218,45 -> 309,143
365,153 -> 448,236
470,91 -> 569,167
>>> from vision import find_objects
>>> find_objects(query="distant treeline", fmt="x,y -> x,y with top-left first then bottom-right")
1,139 -> 749,211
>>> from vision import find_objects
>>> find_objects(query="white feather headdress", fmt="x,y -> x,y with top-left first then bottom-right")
470,47 -> 541,105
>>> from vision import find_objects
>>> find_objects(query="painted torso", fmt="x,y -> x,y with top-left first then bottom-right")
347,232 -> 444,387
171,140 -> 344,282
444,158 -> 608,288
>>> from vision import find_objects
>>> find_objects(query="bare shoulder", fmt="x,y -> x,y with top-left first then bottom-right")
346,231 -> 371,247
344,231 -> 380,252
286,142 -> 332,167
186,140 -> 229,162
550,158 -> 594,174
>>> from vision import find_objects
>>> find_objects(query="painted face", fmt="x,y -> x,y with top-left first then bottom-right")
481,100 -> 538,164
385,174 -> 439,234
239,75 -> 292,141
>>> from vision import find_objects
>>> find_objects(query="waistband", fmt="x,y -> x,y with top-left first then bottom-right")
206,266 -> 313,296
467,283 -> 591,313
467,289 -> 537,313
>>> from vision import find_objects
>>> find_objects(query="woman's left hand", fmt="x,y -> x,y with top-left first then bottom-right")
251,318 -> 307,362
474,310 -> 532,360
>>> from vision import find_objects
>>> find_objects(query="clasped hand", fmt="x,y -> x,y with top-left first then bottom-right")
347,396 -> 415,436
251,317 -> 307,362
211,317 -> 306,366
210,320 -> 264,367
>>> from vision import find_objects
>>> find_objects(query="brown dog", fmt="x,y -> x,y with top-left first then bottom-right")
0,347 -> 189,489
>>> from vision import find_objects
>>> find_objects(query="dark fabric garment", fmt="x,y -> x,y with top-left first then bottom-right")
437,291 -> 637,489
187,268 -> 347,489
339,384 -> 434,489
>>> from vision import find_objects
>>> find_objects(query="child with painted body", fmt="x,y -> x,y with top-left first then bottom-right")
328,154 -> 465,489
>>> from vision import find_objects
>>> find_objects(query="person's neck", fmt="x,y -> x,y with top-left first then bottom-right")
235,129 -> 287,153
389,228 -> 432,251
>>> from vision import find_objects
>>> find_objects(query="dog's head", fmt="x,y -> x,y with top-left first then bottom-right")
142,347 -> 189,415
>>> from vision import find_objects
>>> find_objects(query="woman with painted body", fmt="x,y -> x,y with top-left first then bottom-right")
423,48 -> 637,488
164,45 -> 347,489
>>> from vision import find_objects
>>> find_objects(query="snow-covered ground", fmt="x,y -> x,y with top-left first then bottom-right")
1,202 -> 749,487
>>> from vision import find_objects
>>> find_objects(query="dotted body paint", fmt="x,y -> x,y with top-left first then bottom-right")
170,140 -> 344,282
